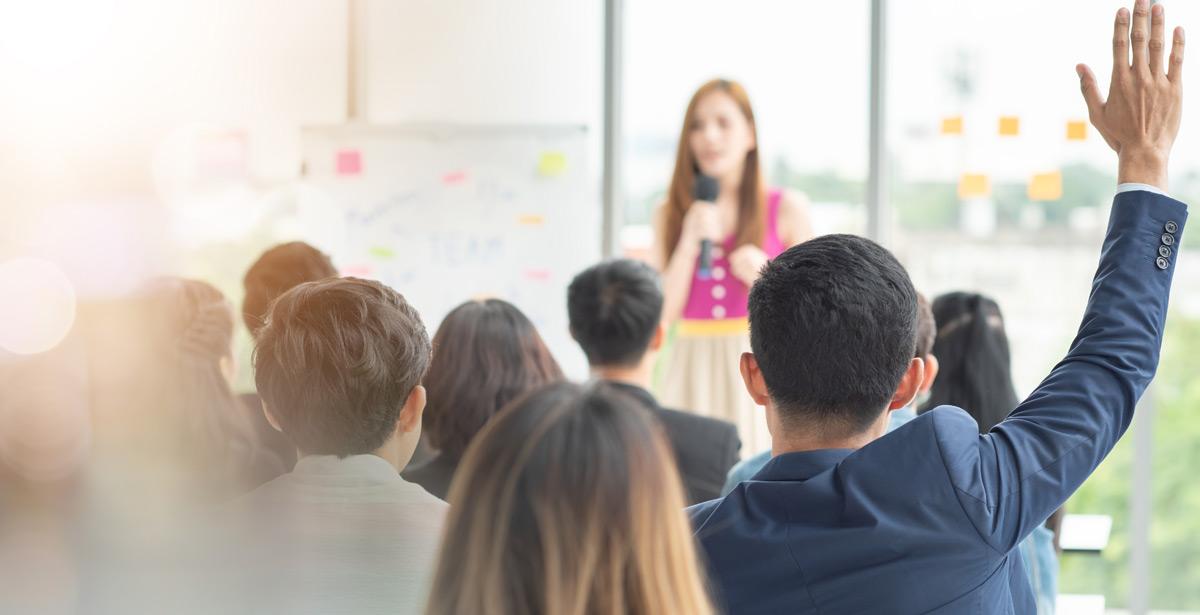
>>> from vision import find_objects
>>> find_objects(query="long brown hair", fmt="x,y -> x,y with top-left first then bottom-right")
145,277 -> 269,494
422,299 -> 563,458
426,382 -> 715,615
662,78 -> 766,263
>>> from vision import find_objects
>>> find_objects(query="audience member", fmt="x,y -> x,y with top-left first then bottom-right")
240,241 -> 338,470
142,277 -> 283,497
720,292 -> 938,496
426,382 -> 716,615
567,259 -> 740,504
218,277 -> 445,614
921,291 -> 1062,613
689,4 -> 1186,608
403,299 -> 563,500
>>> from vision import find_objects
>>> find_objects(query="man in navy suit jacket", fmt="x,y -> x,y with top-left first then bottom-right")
689,2 -> 1188,612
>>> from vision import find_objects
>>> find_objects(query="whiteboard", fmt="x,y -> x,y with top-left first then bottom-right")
299,124 -> 597,377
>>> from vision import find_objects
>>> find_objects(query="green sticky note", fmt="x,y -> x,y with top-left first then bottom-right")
369,246 -> 395,259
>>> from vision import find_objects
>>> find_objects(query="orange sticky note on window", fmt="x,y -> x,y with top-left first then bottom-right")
518,214 -> 545,226
941,116 -> 964,135
958,174 -> 991,199
1066,121 -> 1088,140
1028,171 -> 1063,201
998,116 -> 1020,136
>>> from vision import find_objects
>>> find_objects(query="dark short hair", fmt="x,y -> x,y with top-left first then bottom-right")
243,242 -> 337,336
919,292 -> 1018,433
423,299 -> 563,458
253,277 -> 430,457
915,293 -> 935,358
748,234 -> 917,434
567,259 -> 663,367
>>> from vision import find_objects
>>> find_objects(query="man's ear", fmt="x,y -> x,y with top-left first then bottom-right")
397,385 -> 427,434
739,352 -> 771,406
920,355 -> 939,394
262,401 -> 282,433
648,322 -> 666,352
888,358 -> 925,411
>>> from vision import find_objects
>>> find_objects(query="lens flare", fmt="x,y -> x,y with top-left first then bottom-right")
0,258 -> 77,355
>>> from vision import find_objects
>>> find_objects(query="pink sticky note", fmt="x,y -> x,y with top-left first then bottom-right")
524,269 -> 552,282
340,264 -> 373,277
442,170 -> 468,185
336,150 -> 362,176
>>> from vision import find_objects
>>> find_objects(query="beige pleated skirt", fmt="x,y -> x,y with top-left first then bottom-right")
655,318 -> 772,458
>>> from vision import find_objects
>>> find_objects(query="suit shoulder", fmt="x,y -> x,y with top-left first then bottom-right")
686,496 -> 723,527
656,406 -> 738,439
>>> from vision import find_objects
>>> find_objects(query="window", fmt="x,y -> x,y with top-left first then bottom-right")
620,0 -> 871,260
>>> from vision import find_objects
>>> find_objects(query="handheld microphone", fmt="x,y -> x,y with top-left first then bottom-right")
694,174 -> 720,279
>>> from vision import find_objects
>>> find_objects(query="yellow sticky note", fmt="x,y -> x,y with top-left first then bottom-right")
1028,171 -> 1063,201
958,174 -> 991,199
537,151 -> 568,177
1066,121 -> 1088,141
941,116 -> 964,135
998,116 -> 1020,136
518,214 -> 545,226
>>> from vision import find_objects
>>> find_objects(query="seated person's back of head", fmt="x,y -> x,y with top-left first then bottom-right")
218,277 -> 445,615
240,241 -> 338,469
719,291 -> 938,495
426,381 -> 716,615
567,259 -> 741,504
241,241 -> 337,337
402,298 -> 562,501
137,277 -> 281,500
920,292 -> 1016,431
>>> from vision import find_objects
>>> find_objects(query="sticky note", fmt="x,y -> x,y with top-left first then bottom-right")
537,151 -> 568,177
958,174 -> 991,199
1067,121 -> 1088,141
524,269 -> 552,282
336,150 -> 362,176
442,170 -> 468,185
368,246 -> 395,259
197,132 -> 248,179
518,214 -> 545,226
340,264 -> 373,277
1028,171 -> 1063,201
998,116 -> 1020,136
941,116 -> 963,135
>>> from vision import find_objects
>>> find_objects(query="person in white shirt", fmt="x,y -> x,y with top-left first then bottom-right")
213,277 -> 446,615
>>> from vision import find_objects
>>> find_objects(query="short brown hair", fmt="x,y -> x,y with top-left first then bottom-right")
423,299 -> 562,458
242,242 -> 337,336
915,292 -> 936,359
252,277 -> 430,457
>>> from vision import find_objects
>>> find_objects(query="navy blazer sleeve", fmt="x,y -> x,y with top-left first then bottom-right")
933,190 -> 1187,554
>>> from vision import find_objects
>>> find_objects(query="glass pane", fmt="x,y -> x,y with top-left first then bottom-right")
889,1 -> 1200,611
621,0 -> 870,260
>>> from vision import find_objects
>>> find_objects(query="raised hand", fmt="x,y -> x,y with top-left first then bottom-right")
1077,0 -> 1184,190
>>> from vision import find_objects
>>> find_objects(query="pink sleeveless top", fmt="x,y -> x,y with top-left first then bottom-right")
682,189 -> 786,320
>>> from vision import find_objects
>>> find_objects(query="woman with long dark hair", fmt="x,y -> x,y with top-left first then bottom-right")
403,298 -> 562,500
130,278 -> 282,501
919,292 -> 1061,613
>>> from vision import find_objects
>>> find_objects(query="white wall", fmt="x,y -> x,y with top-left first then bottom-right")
364,0 -> 602,127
